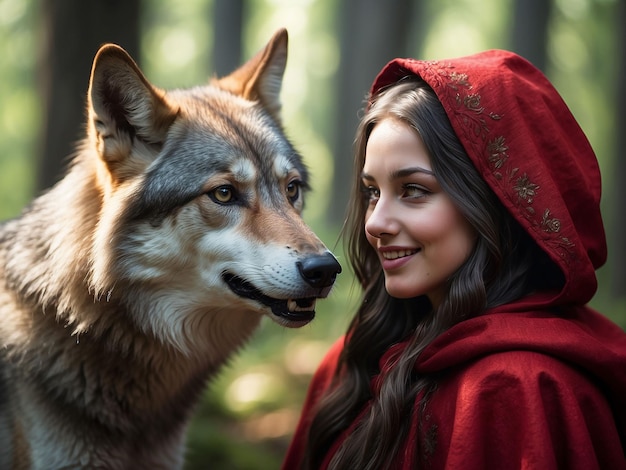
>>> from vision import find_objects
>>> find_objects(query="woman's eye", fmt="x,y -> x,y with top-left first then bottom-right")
286,180 -> 301,203
209,185 -> 235,204
404,184 -> 429,199
362,185 -> 380,202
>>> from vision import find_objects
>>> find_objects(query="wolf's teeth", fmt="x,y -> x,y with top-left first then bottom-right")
287,298 -> 316,312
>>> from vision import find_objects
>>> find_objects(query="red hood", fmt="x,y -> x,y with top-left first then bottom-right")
376,294 -> 626,383
413,296 -> 626,427
370,50 -> 606,306
375,294 -> 626,432
416,295 -> 626,377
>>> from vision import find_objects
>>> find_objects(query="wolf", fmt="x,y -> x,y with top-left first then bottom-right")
0,28 -> 341,469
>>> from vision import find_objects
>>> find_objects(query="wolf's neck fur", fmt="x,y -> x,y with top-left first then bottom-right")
0,154 -> 235,466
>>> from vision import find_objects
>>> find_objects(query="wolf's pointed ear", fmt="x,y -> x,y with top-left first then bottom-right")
216,28 -> 288,122
88,44 -> 178,175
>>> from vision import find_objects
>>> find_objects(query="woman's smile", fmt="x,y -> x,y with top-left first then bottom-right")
378,246 -> 421,271
380,247 -> 420,260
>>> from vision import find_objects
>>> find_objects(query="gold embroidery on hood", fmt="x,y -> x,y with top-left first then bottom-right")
487,136 -> 508,172
422,60 -> 574,260
514,174 -> 539,205
464,94 -> 484,114
448,71 -> 469,88
541,209 -> 561,233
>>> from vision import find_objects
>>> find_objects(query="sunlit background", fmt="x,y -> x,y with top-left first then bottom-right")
1,0 -> 623,468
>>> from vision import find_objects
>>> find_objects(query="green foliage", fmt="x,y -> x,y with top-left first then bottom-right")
141,0 -> 213,88
0,0 -> 38,219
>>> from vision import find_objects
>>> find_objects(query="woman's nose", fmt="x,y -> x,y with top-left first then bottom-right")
364,197 -> 398,238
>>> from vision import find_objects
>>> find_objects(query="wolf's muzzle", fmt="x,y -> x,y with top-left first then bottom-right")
296,253 -> 342,289
221,252 -> 341,325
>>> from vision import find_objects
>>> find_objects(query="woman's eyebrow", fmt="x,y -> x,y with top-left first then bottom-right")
361,166 -> 435,181
391,166 -> 435,178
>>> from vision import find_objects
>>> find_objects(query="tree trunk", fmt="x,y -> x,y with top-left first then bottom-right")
37,0 -> 140,191
511,0 -> 552,71
212,0 -> 244,77
329,0 -> 418,225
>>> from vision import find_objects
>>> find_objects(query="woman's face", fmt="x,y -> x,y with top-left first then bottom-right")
362,117 -> 476,308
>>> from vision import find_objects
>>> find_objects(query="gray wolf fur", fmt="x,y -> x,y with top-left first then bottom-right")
0,28 -> 340,469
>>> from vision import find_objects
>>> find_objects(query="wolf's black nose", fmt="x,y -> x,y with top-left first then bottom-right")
297,253 -> 342,288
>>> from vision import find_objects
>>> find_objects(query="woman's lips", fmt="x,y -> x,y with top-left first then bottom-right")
378,247 -> 420,270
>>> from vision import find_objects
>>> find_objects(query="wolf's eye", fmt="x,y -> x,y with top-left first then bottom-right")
209,185 -> 235,204
286,180 -> 301,203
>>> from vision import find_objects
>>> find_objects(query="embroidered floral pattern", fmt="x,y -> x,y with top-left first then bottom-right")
464,94 -> 484,114
448,71 -> 469,89
514,174 -> 539,205
487,136 -> 508,172
423,423 -> 438,458
541,209 -> 561,233
420,60 -> 574,261
419,383 -> 439,462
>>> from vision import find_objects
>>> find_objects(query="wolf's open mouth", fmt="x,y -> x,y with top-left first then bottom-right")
222,272 -> 316,323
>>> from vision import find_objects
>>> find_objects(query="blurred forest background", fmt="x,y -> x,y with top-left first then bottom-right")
1,0 -> 624,468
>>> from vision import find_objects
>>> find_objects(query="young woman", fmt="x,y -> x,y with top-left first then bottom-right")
282,51 -> 626,469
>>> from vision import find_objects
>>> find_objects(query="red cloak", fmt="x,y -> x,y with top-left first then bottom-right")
283,50 -> 626,469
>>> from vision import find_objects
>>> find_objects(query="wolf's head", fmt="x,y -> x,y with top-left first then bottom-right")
84,29 -> 341,353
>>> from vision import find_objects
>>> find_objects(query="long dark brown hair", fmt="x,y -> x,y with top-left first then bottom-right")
301,78 -> 563,469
